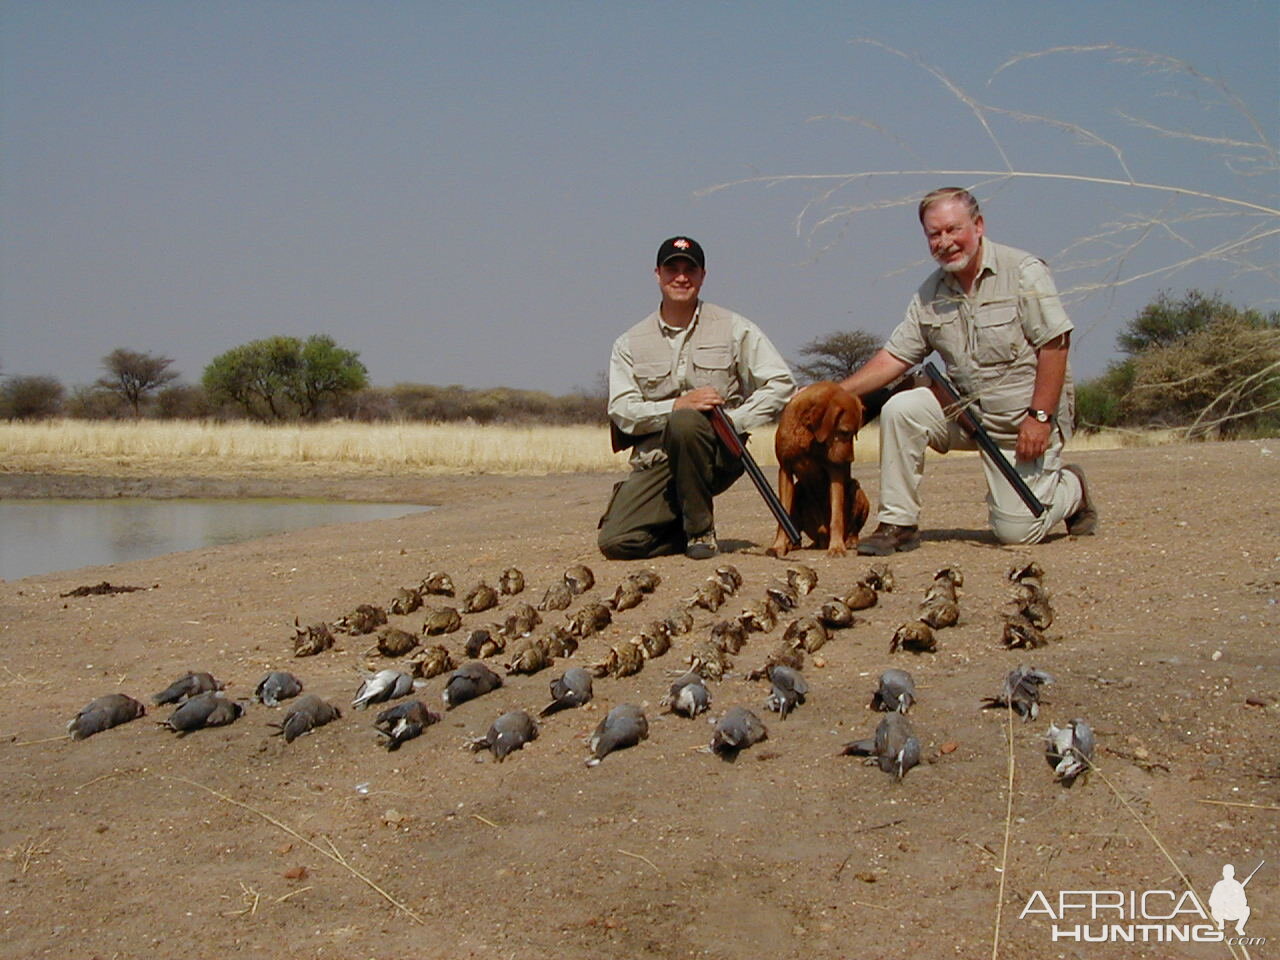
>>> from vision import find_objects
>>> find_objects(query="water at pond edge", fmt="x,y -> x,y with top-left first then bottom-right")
0,499 -> 432,581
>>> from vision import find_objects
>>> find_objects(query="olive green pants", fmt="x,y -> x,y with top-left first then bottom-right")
597,408 -> 745,559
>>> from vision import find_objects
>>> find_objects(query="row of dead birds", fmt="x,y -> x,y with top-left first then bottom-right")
66,558 -> 1091,782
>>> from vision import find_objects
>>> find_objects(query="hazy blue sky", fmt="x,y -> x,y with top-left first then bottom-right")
3,2 -> 1276,395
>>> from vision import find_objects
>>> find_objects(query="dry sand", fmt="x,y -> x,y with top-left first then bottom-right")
1,440 -> 1277,959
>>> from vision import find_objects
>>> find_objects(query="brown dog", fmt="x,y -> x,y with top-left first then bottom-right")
768,381 -> 871,558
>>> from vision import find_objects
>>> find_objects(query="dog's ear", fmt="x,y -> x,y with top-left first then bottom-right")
842,392 -> 865,435
814,397 -> 843,444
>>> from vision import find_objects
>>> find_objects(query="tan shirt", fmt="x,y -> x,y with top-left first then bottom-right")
608,301 -> 796,465
884,239 -> 1075,438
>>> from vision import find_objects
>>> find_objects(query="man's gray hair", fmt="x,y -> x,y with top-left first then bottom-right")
918,187 -> 981,224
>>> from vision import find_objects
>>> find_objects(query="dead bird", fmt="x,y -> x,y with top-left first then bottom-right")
539,667 -> 594,717
374,699 -> 441,750
745,641 -> 805,681
1001,614 -> 1048,650
713,564 -> 743,595
710,706 -> 769,758
1045,718 -> 1094,784
423,606 -> 463,636
710,618 -> 749,654
292,619 -> 335,657
663,607 -> 695,636
919,597 -> 959,630
784,616 -> 830,653
419,571 -> 456,597
465,628 -> 505,659
387,587 -> 423,616
441,661 -> 503,710
1007,580 -> 1054,630
408,644 -> 455,680
470,710 -> 539,762
567,601 -> 612,639
498,603 -> 542,639
765,580 -> 800,612
538,581 -> 574,612
273,694 -> 342,743
151,671 -> 223,706
920,567 -> 962,629
842,712 -> 921,780
335,604 -> 387,636
564,564 -> 596,595
498,567 -> 526,596
764,665 -> 808,719
819,597 -> 856,629
504,638 -> 552,676
889,620 -> 937,654
608,578 -> 646,612
686,638 -> 731,681
541,625 -> 579,659
637,622 -> 672,659
1007,560 -> 1045,585
462,582 -> 499,614
982,665 -> 1054,721
687,578 -> 727,612
628,569 -> 662,593
253,671 -> 304,707
863,562 -> 895,593
786,564 -> 819,596
586,703 -> 648,766
68,693 -> 146,740
159,691 -> 244,735
590,639 -> 645,679
373,626 -> 419,657
352,669 -> 417,709
844,581 -> 879,611
662,671 -> 711,718
870,669 -> 916,714
738,596 -> 779,634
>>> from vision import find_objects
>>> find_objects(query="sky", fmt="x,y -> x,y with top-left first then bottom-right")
2,1 -> 1277,395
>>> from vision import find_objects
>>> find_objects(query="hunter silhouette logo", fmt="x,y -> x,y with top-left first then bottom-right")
1209,861 -> 1263,935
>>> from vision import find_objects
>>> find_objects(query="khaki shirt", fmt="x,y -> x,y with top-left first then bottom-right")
608,301 -> 796,466
885,239 -> 1075,439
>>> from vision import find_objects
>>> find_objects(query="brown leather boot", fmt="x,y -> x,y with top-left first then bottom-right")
1063,464 -> 1098,536
856,522 -> 921,556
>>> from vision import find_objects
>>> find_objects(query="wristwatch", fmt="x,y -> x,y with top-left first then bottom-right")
1025,407 -> 1054,423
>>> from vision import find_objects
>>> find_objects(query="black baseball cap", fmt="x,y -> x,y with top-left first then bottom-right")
656,236 -> 706,269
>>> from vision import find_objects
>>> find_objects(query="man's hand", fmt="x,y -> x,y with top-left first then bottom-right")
673,386 -> 724,411
1015,416 -> 1052,462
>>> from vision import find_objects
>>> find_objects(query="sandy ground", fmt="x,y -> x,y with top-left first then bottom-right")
1,440 -> 1277,960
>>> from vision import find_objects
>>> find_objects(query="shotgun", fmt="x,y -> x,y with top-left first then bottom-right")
921,361 -> 1046,518
707,406 -> 803,546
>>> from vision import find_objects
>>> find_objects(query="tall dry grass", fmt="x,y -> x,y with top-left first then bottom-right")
0,419 -> 1174,477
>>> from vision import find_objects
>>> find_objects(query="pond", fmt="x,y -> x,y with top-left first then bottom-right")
0,499 -> 432,581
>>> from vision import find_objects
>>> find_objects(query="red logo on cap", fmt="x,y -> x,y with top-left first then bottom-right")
674,239 -> 690,250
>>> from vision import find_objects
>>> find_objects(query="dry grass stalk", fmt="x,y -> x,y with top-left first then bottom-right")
617,849 -> 660,874
161,774 -> 424,925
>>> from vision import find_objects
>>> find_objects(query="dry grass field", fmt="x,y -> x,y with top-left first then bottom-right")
0,419 -> 1177,480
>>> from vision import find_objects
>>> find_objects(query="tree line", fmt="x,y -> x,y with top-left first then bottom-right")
3,291 -> 1277,436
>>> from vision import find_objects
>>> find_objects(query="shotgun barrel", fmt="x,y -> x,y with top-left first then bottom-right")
707,406 -> 802,546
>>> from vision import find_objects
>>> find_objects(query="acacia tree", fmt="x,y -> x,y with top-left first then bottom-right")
203,335 -> 368,420
792,331 -> 880,384
96,349 -> 179,416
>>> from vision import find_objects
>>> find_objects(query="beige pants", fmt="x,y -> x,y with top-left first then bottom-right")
876,387 -> 1082,545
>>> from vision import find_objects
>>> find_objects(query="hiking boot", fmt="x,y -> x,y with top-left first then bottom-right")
685,530 -> 719,560
856,522 -> 921,556
1063,464 -> 1098,536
